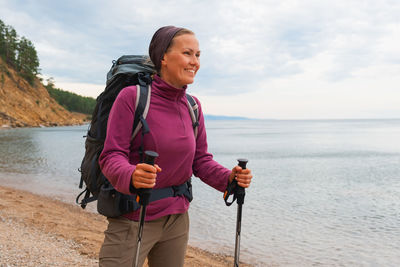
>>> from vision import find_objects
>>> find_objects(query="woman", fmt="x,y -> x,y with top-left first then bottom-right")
98,26 -> 253,267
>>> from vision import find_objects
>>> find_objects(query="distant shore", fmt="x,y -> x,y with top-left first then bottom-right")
0,185 -> 252,266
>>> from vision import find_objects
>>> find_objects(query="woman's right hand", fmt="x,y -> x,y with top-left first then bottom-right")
131,163 -> 162,189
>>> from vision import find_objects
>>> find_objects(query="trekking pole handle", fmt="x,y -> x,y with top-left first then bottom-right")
223,158 -> 249,206
144,150 -> 158,165
137,150 -> 159,206
237,158 -> 248,170
236,158 -> 248,205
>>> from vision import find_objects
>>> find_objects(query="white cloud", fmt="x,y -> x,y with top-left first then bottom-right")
55,81 -> 104,98
0,0 -> 399,119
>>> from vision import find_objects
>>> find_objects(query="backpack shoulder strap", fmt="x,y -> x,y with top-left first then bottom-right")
131,90 -> 198,140
131,84 -> 151,140
186,94 -> 199,138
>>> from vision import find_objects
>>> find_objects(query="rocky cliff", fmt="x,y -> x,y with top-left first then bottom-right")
0,59 -> 88,128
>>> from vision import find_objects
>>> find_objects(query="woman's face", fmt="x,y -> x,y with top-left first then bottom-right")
160,34 -> 200,88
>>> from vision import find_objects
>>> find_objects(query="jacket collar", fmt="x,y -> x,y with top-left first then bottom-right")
152,75 -> 187,101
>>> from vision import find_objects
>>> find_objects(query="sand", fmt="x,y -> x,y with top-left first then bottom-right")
0,185 -> 253,266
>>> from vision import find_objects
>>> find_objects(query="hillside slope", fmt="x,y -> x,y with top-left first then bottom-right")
0,59 -> 87,127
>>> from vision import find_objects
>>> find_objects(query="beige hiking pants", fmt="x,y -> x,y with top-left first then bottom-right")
99,212 -> 189,267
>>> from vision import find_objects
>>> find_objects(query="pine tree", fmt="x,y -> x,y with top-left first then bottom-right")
0,19 -> 6,60
16,37 -> 40,84
0,19 -> 41,85
4,25 -> 18,67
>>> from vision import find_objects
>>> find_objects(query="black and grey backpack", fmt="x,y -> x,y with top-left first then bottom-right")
76,55 -> 199,217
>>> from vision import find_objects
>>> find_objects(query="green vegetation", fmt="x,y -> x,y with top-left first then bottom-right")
0,19 -> 39,85
45,78 -> 96,115
0,18 -> 96,115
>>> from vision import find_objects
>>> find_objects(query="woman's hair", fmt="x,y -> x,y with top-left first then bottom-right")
165,28 -> 194,53
149,26 -> 194,73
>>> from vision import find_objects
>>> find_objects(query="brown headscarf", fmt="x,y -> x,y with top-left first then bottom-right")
149,26 -> 184,73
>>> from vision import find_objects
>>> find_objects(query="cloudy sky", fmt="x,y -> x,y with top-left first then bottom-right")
1,0 -> 399,119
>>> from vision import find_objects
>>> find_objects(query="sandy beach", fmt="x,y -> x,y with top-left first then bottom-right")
0,185 -> 253,267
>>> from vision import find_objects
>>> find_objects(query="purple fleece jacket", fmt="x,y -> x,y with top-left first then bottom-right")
99,75 -> 231,221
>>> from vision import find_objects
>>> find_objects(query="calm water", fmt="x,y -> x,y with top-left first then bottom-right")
0,120 -> 399,266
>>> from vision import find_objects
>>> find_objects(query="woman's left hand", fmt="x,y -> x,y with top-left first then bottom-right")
229,166 -> 253,188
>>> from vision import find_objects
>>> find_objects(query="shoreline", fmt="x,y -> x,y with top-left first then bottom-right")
1,120 -> 88,130
0,185 -> 253,266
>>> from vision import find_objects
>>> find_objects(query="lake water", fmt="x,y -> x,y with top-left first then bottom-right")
0,119 -> 399,266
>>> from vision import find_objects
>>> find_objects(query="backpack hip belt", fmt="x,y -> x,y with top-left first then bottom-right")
148,178 -> 193,203
96,179 -> 193,218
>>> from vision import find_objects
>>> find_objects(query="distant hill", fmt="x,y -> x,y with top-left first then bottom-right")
45,79 -> 96,115
204,114 -> 252,120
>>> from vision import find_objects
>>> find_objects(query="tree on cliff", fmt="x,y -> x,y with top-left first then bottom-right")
0,20 -> 18,68
0,20 -> 6,60
1,18 -> 94,115
16,37 -> 40,84
0,18 -> 40,85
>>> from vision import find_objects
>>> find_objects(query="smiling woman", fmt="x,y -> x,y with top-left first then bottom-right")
160,34 -> 200,88
160,33 -> 200,88
97,26 -> 253,267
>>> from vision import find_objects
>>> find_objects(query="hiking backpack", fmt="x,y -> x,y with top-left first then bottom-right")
76,55 -> 199,217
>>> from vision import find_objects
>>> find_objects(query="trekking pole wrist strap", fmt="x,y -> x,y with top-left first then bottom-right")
224,179 -> 238,206
224,179 -> 246,206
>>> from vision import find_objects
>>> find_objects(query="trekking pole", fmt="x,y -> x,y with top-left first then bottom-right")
134,150 -> 158,267
223,158 -> 248,267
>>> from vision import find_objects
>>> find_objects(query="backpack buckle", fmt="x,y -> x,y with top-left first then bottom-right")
137,72 -> 152,86
172,181 -> 193,202
172,185 -> 181,197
